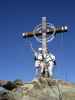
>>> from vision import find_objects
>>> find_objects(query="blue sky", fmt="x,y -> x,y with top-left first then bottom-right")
0,0 -> 75,82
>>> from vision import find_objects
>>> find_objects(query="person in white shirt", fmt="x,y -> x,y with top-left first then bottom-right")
30,44 -> 45,77
35,48 -> 45,76
44,50 -> 56,77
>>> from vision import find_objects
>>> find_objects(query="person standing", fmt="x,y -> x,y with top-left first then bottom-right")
44,50 -> 56,77
30,44 -> 44,78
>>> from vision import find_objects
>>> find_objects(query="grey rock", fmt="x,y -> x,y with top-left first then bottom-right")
0,78 -> 75,100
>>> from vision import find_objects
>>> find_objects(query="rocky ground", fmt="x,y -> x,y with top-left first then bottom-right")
0,77 -> 75,100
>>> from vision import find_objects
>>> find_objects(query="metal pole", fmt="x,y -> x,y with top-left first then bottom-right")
42,17 -> 47,57
42,17 -> 49,77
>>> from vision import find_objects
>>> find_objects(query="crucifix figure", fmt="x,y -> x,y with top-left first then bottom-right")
22,17 -> 68,78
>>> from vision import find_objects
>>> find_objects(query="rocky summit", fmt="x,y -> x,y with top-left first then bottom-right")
0,78 -> 75,100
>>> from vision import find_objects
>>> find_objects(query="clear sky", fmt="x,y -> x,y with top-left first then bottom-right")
0,0 -> 75,82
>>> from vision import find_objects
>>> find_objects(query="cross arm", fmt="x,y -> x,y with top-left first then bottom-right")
22,26 -> 68,38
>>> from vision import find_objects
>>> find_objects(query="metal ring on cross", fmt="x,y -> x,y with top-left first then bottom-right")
33,23 -> 56,43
